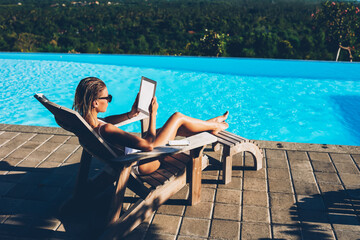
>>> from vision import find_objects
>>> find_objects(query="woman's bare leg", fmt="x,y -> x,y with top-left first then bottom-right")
154,112 -> 228,147
138,112 -> 228,175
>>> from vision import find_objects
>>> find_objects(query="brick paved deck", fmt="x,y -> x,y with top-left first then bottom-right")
0,123 -> 359,239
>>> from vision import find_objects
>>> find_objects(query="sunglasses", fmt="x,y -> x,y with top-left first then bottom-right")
98,94 -> 112,103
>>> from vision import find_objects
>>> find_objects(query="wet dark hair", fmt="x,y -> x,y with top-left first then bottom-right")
73,77 -> 106,127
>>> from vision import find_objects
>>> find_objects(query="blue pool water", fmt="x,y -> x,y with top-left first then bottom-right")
1,53 -> 360,146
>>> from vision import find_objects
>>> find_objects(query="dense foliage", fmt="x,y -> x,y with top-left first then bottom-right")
0,0 -> 359,61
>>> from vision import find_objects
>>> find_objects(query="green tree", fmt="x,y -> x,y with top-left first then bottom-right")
313,1 -> 360,61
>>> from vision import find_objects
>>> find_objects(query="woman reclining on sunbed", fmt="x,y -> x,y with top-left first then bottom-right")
73,77 -> 229,175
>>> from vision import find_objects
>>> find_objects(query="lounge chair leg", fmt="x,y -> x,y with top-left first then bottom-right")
59,149 -> 92,214
189,146 -> 205,205
221,146 -> 232,185
141,118 -> 150,138
108,164 -> 133,224
101,169 -> 187,239
73,149 -> 92,199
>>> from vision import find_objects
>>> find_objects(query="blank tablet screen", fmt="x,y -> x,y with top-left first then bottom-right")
138,77 -> 156,114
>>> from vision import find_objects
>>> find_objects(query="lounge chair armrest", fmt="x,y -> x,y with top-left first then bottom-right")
110,115 -> 149,128
111,132 -> 217,165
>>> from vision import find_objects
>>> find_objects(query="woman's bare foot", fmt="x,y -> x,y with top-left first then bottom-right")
208,111 -> 229,123
210,121 -> 229,135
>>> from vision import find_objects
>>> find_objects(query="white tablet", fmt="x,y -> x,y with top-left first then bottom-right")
137,76 -> 157,115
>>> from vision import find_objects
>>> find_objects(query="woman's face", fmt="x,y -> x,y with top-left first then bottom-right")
95,87 -> 110,113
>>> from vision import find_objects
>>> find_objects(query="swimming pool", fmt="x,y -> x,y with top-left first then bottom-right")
1,52 -> 360,146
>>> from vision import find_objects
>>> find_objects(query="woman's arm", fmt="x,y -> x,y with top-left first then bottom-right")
144,97 -> 158,144
102,94 -> 140,124
101,123 -> 154,152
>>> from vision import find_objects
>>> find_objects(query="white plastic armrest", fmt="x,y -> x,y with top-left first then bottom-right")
98,114 -> 149,128
111,132 -> 217,165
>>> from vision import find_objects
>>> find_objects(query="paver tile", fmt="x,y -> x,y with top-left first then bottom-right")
30,134 -> 52,143
157,204 -> 185,216
184,202 -> 213,219
46,151 -> 72,163
243,168 -> 266,179
338,173 -> 360,186
26,150 -> 50,162
145,233 -> 176,240
334,162 -> 359,174
318,182 -> 344,194
21,141 -> 41,149
301,224 -> 335,240
16,159 -> 41,168
47,135 -> 69,143
290,160 -> 313,172
330,153 -> 352,163
272,224 -> 302,240
215,189 -> 241,205
243,190 -> 268,207
200,187 -> 215,202
298,210 -> 329,223
65,137 -> 79,145
287,150 -> 308,161
13,133 -> 35,141
179,217 -> 210,237
291,170 -> 316,183
328,213 -> 360,231
293,180 -> 319,195
209,219 -> 240,240
241,222 -> 270,239
352,154 -> 360,165
213,203 -> 240,221
36,142 -> 62,153
243,177 -> 266,191
0,147 -> 16,158
308,152 -> 330,161
265,149 -> 285,159
315,172 -> 341,184
242,206 -> 269,223
0,132 -> 18,139
310,161 -> 336,173
336,230 -> 360,240
7,148 -> 33,159
267,157 -> 288,169
296,195 -> 326,211
1,157 -> 22,168
148,214 -> 181,235
268,178 -> 293,193
217,176 -> 242,190
267,168 -> 290,180
177,236 -> 207,240
271,208 -> 300,224
269,192 -> 295,210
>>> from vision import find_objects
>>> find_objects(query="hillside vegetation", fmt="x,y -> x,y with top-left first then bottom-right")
0,0 -> 359,61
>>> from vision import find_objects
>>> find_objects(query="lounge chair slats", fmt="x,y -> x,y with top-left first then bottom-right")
138,175 -> 162,188
217,132 -> 239,145
216,137 -> 235,146
161,155 -> 186,170
160,160 -> 182,175
156,167 -> 174,180
171,153 -> 193,165
212,130 -> 263,184
222,130 -> 247,142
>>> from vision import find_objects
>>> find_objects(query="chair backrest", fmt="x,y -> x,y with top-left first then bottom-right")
34,94 -> 119,163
